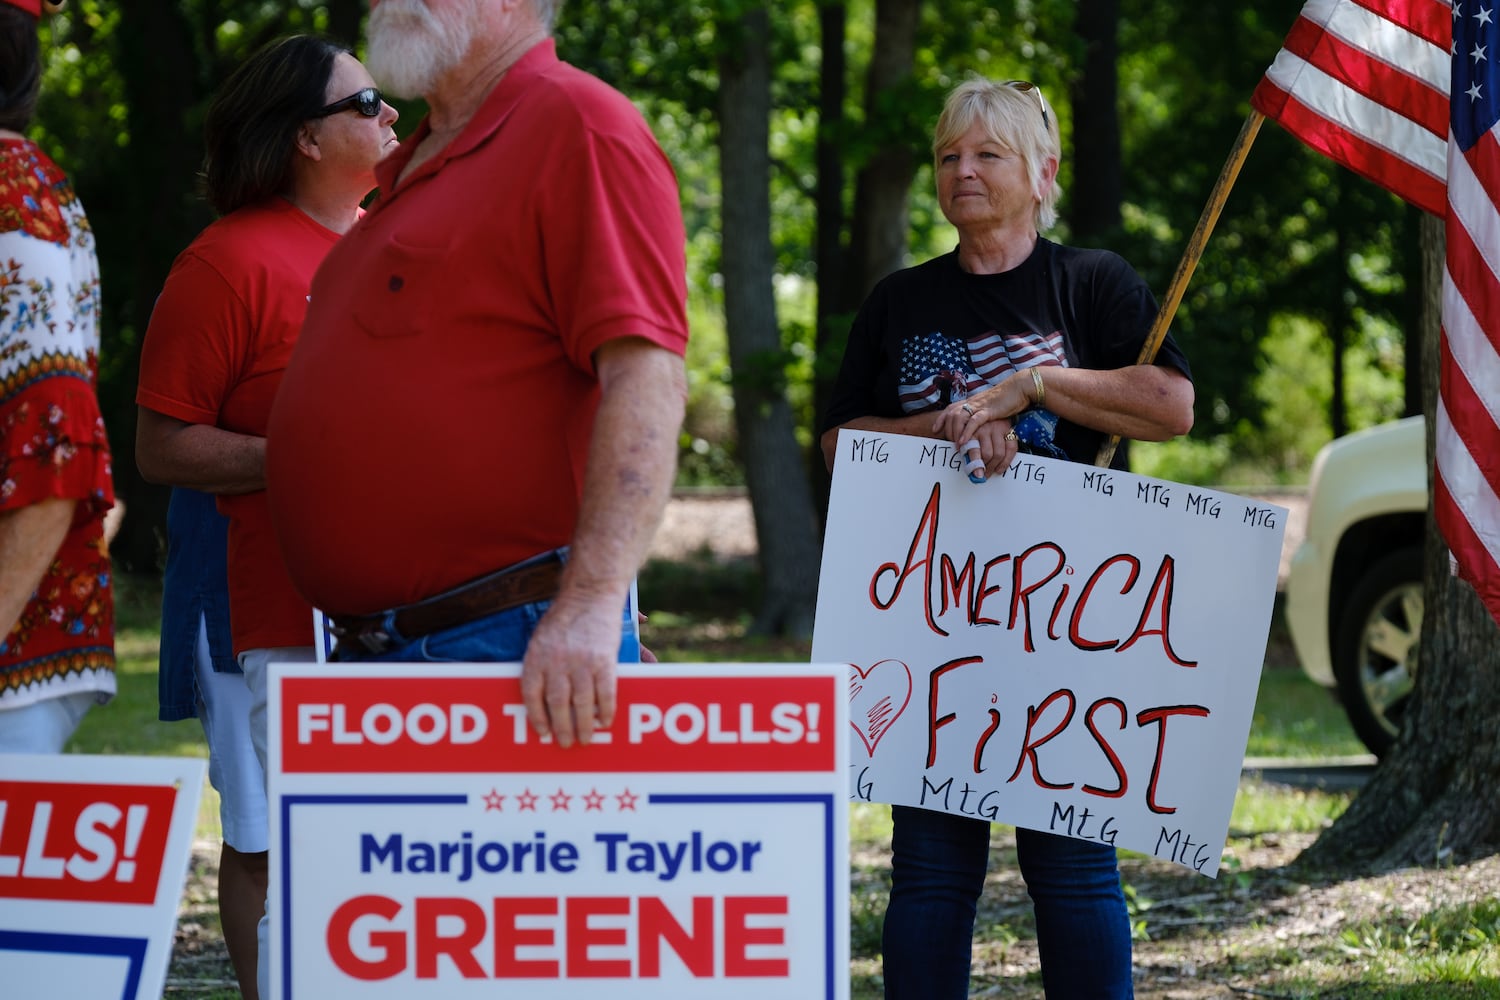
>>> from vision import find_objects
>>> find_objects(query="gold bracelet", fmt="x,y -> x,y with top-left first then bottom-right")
1031,366 -> 1046,408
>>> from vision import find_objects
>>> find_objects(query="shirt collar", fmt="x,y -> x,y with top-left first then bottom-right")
373,38 -> 558,196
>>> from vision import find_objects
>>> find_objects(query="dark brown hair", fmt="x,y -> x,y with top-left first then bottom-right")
202,34 -> 350,216
0,7 -> 41,133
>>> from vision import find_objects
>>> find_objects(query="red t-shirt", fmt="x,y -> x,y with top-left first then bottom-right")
267,40 -> 689,615
137,199 -> 337,653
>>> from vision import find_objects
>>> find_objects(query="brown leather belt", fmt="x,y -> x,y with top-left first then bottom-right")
328,555 -> 564,657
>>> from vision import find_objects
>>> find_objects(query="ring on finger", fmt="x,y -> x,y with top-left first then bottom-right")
961,404 -> 975,416
1005,429 -> 1017,441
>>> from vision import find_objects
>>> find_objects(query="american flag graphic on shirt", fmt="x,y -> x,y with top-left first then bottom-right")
898,328 -> 1068,414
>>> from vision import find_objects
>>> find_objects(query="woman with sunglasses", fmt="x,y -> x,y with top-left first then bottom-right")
134,34 -> 397,1000
821,77 -> 1194,997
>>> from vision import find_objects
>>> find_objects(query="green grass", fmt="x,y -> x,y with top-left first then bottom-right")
69,573 -> 208,759
69,572 -> 223,842
1244,898 -> 1500,998
1244,665 -> 1366,759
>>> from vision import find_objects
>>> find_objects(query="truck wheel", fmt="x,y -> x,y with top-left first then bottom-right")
1331,547 -> 1423,757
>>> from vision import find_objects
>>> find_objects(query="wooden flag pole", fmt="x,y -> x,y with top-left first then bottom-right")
1094,108 -> 1266,468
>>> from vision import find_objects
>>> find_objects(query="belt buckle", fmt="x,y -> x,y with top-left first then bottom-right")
329,614 -> 398,658
353,629 -> 395,655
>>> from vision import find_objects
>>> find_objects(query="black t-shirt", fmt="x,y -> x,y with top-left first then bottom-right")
822,239 -> 1192,469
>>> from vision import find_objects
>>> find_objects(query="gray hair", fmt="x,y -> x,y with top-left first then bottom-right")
933,77 -> 1062,232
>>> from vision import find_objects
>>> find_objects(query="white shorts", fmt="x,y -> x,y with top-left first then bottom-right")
239,644 -> 316,782
0,690 -> 95,753
242,643 -> 315,1000
195,615 -> 268,853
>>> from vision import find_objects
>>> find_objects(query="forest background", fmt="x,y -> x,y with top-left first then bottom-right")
33,0 -> 1419,628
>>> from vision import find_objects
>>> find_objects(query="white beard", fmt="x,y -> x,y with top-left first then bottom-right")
366,0 -> 481,99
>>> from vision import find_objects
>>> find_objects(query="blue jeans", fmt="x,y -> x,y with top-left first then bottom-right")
882,805 -> 1133,999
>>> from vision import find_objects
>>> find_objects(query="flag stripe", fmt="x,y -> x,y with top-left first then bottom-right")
1463,128 -> 1500,222
1443,169 -> 1500,361
1344,0 -> 1452,47
1251,0 -> 1450,216
1434,406 -> 1500,618
1433,474 -> 1500,619
1437,329 -> 1500,515
1248,82 -> 1447,215
1255,57 -> 1446,174
1291,0 -> 1450,95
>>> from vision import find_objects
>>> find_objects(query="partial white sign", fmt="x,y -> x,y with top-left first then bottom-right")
268,662 -> 849,999
0,753 -> 206,1000
813,430 -> 1286,876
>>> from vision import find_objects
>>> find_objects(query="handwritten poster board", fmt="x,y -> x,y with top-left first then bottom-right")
0,753 -> 206,1000
268,662 -> 848,999
812,430 -> 1286,876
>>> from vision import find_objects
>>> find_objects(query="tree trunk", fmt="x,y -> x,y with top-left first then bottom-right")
1329,187 -> 1348,439
842,0 -> 920,304
1400,203 -> 1425,417
717,5 -> 822,637
1067,0 -> 1121,242
108,0 -> 211,572
328,0 -> 364,51
1303,212 -> 1500,869
809,0 -> 848,520
813,0 -> 920,518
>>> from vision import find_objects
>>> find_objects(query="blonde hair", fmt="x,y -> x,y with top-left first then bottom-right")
932,77 -> 1062,232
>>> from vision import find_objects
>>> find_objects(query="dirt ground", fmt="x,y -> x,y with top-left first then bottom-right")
170,825 -> 1499,998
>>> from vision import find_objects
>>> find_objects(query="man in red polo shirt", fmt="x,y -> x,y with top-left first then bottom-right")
266,0 -> 688,749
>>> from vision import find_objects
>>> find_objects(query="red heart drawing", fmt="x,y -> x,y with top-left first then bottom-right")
848,660 -> 912,758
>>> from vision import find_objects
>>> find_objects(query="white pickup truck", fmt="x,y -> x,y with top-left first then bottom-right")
1283,416 -> 1426,757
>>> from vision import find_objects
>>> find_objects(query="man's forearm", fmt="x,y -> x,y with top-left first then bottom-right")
0,497 -> 76,637
136,406 -> 266,494
559,344 -> 687,608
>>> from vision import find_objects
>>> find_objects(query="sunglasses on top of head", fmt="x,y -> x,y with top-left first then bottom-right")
1003,79 -> 1049,133
315,87 -> 383,119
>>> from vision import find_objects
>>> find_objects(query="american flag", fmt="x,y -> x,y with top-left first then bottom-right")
1441,3 -> 1500,626
966,329 -> 1067,383
898,332 -> 985,412
1251,0 -> 1450,217
1254,0 -> 1500,628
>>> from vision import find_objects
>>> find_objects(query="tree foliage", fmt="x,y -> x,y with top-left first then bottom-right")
32,0 -> 1420,571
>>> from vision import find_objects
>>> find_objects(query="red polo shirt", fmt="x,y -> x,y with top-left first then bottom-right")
138,199 -> 332,654
267,40 -> 688,616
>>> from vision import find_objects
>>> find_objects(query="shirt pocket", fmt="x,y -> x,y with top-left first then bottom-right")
350,236 -> 450,339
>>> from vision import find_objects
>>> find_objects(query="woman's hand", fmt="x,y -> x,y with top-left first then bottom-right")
932,376 -> 1032,481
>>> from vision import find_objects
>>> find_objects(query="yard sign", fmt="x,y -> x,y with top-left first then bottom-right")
268,661 -> 848,999
0,753 -> 206,1000
813,430 -> 1286,876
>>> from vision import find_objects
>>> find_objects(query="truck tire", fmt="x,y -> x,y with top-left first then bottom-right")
1331,546 -> 1423,757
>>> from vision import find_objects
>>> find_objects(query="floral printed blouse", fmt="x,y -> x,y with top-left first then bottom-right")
0,136 -> 115,710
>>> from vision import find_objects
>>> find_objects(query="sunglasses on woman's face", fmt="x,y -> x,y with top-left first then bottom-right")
315,87 -> 383,119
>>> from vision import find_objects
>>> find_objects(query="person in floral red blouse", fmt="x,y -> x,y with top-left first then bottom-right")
0,0 -> 115,752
